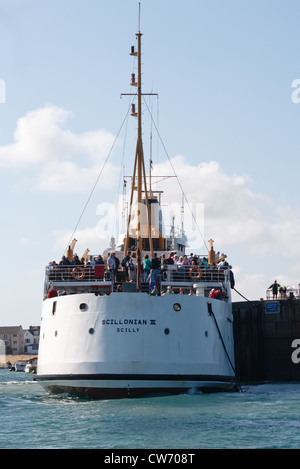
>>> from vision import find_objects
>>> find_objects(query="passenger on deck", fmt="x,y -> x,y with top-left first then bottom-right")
95,255 -> 104,265
72,254 -> 82,265
113,253 -> 120,271
166,253 -> 174,265
188,288 -> 194,295
88,255 -> 95,267
189,261 -> 199,279
59,256 -> 70,266
179,288 -> 184,294
121,251 -> 131,281
151,252 -> 160,272
48,286 -> 58,298
107,252 -> 116,280
166,286 -> 174,294
148,269 -> 158,293
128,257 -> 136,282
209,289 -> 222,300
143,254 -> 152,282
151,285 -> 159,296
182,255 -> 190,266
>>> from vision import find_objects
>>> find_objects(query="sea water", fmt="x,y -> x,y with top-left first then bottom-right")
1,370 -> 300,450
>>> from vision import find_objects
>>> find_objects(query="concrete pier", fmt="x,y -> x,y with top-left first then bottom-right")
233,299 -> 300,383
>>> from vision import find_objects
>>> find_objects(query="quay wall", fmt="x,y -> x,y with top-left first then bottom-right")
233,299 -> 300,383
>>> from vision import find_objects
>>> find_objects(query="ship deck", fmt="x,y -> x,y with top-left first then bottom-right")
44,261 -> 233,300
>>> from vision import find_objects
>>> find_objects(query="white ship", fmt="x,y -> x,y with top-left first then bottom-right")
36,26 -> 238,398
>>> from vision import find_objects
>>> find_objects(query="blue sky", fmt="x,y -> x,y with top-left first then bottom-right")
1,0 -> 300,327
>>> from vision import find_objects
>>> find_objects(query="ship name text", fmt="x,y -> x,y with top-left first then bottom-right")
101,318 -> 156,333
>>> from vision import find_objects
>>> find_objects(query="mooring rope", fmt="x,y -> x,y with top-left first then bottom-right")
207,302 -> 244,392
233,288 -> 250,302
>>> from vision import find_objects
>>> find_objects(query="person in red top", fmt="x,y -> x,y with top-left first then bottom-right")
48,286 -> 58,298
209,288 -> 221,299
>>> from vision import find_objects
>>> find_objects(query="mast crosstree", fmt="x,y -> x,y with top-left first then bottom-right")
122,30 -> 158,289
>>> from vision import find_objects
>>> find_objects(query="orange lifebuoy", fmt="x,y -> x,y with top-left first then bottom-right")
72,266 -> 85,280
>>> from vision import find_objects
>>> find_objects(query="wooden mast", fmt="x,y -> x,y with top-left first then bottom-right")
122,25 -> 155,290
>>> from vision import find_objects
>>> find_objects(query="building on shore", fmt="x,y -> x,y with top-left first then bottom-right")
0,326 -> 40,355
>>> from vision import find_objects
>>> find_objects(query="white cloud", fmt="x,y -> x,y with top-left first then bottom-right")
152,157 -> 271,245
0,104 -> 119,193
52,226 -> 112,260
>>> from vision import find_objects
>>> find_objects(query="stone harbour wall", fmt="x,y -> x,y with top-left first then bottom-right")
233,299 -> 300,383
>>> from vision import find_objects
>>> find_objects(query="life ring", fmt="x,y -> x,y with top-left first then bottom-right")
72,266 -> 85,280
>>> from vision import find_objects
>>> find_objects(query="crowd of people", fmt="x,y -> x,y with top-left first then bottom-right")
48,250 -> 231,298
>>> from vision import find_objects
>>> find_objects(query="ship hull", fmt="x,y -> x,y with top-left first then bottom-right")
36,374 -> 237,398
36,292 -> 237,398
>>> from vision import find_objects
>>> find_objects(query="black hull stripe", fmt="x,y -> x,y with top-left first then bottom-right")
36,373 -> 236,383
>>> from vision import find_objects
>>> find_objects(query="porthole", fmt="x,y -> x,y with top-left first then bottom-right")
89,328 -> 95,335
164,328 -> 170,335
173,303 -> 181,312
54,330 -> 58,337
79,303 -> 88,312
205,331 -> 208,337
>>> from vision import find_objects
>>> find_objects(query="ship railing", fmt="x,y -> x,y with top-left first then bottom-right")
45,264 -> 229,292
161,264 -> 228,284
46,264 -> 111,284
45,263 -> 228,284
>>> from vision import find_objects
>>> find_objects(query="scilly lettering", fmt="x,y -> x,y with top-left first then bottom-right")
117,327 -> 139,333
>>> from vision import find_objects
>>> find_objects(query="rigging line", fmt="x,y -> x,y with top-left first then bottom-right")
142,96 -> 208,252
65,103 -> 133,254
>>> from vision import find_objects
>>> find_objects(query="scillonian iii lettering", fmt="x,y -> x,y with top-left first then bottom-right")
101,319 -> 156,325
101,318 -> 156,333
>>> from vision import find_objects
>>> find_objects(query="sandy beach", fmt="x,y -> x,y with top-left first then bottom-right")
0,354 -> 37,366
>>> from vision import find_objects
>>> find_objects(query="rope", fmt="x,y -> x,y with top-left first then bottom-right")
233,288 -> 250,302
207,302 -> 243,392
